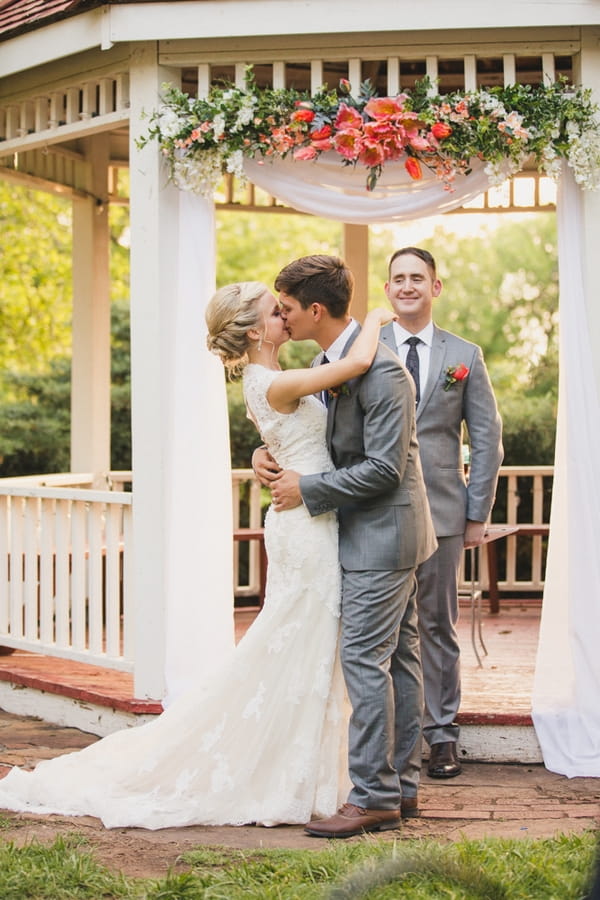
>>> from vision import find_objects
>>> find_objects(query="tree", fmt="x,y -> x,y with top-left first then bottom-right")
0,182 -> 72,379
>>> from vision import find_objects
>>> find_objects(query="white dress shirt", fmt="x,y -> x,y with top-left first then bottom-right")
392,320 -> 434,398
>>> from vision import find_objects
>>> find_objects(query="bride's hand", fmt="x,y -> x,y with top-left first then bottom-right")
364,307 -> 397,327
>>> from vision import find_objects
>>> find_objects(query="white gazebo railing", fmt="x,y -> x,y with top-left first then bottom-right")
0,481 -> 132,671
0,465 -> 550,673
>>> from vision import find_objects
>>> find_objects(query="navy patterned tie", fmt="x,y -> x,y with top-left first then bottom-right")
405,336 -> 421,404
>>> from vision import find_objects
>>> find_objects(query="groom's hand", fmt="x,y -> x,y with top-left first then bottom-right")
252,446 -> 282,486
271,470 -> 302,510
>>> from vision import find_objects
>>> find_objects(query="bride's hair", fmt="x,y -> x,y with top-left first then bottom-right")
205,281 -> 269,376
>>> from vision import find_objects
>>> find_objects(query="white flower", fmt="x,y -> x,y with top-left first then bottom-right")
172,149 -> 224,197
212,112 -> 226,139
225,149 -> 245,179
157,106 -> 182,139
567,127 -> 600,190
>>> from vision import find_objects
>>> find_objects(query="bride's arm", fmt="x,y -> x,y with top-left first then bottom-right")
267,308 -> 395,413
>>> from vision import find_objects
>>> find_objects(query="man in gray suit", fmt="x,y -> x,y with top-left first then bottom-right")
263,254 -> 437,838
380,247 -> 503,786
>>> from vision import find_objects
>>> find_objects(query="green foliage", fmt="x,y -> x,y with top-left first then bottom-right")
215,209 -> 343,289
0,835 -> 134,899
0,828 -> 595,898
110,299 -> 132,471
0,357 -> 71,476
0,301 -> 132,477
0,182 -> 72,377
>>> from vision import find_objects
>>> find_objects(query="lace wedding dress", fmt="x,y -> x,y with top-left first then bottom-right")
0,364 -> 347,829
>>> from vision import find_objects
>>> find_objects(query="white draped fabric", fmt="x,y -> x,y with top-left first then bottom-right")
163,192 -> 235,706
531,165 -> 600,776
169,155 -> 598,776
243,153 -> 494,224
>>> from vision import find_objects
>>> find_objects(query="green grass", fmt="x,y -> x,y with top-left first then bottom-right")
0,830 -> 597,899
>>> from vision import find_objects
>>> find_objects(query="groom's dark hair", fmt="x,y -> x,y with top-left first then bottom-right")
274,254 -> 354,318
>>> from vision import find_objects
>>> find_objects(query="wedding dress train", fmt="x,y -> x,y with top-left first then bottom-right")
0,365 -> 347,829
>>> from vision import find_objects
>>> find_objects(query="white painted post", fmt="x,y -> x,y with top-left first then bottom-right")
128,45 -> 235,701
128,46 -> 179,700
71,133 -> 111,485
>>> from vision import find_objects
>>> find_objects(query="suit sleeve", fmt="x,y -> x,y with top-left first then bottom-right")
463,345 -> 504,522
299,351 -> 414,515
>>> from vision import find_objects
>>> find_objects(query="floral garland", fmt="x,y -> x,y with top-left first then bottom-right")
138,68 -> 600,197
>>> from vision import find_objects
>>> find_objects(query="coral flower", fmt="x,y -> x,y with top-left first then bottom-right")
310,124 -> 333,140
431,122 -> 453,140
334,103 -> 364,130
364,96 -> 405,118
291,108 -> 316,123
404,157 -> 423,180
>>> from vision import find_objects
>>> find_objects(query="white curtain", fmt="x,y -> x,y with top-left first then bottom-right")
531,165 -> 600,776
243,153 -> 493,223
163,191 -> 235,705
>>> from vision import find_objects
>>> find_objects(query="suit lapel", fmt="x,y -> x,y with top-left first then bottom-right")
417,326 -> 447,418
326,325 -> 359,448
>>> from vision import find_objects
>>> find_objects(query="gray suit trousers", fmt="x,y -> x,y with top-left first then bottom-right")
416,534 -> 464,746
341,567 -> 423,809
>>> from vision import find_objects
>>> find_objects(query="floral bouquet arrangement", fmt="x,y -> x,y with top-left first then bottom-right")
138,67 -> 600,197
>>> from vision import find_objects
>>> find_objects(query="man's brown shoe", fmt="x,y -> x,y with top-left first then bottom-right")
401,796 -> 420,818
304,803 -> 401,838
427,741 -> 462,778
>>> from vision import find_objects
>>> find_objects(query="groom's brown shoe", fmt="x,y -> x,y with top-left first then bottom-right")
401,796 -> 420,818
427,741 -> 462,778
304,803 -> 401,838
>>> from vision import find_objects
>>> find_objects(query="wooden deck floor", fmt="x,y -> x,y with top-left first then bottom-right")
0,599 -> 540,725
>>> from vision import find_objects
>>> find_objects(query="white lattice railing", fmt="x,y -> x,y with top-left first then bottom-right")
0,482 -> 132,670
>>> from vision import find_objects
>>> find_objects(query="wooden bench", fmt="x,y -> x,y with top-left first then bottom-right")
233,528 -> 266,608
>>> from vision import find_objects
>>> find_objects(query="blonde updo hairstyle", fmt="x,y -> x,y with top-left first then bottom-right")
205,281 -> 270,377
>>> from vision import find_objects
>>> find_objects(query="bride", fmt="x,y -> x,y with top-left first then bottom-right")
0,280 -> 394,830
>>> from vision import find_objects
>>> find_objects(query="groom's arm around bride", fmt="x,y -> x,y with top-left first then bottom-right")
266,254 -> 436,838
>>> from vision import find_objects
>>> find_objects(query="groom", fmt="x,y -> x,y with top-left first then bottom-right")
255,254 -> 437,837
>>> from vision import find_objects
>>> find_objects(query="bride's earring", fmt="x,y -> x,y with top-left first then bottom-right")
257,335 -> 263,352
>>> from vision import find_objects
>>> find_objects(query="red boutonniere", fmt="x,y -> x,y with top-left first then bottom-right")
327,383 -> 351,400
443,364 -> 469,391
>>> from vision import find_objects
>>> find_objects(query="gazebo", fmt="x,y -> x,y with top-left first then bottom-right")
1,0 -> 599,777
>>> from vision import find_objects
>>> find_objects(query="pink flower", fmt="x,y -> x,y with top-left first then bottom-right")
293,145 -> 318,160
358,141 -> 386,167
408,134 -> 431,152
333,128 -> 363,160
334,103 -> 364,130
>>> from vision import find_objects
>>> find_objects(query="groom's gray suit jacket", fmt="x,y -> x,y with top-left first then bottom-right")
300,325 -> 437,571
379,322 -> 503,536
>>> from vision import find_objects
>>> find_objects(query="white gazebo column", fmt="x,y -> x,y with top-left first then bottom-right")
343,223 -> 369,320
128,45 -> 234,701
71,134 -> 111,484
